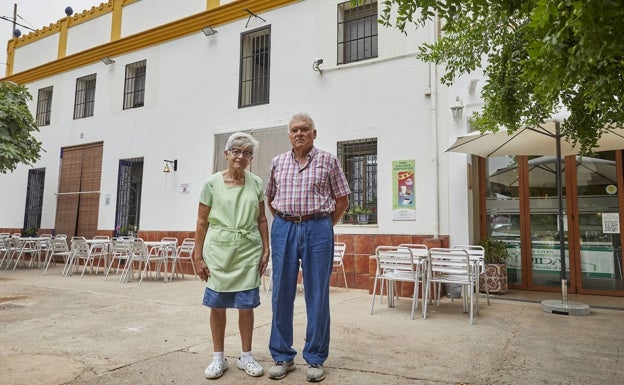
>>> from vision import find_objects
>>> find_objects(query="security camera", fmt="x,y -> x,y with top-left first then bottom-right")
312,58 -> 324,74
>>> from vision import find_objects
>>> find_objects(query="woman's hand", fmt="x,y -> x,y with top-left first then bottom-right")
258,252 -> 270,277
195,258 -> 210,282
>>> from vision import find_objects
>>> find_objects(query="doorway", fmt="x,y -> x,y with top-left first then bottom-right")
55,142 -> 103,238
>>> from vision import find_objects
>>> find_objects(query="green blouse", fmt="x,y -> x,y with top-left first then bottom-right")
198,170 -> 265,292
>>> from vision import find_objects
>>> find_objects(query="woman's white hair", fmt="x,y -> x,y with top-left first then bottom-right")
225,132 -> 259,153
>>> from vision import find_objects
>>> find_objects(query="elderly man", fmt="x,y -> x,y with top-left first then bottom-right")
265,112 -> 350,382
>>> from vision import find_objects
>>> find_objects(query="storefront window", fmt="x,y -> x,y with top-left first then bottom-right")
485,156 -> 521,285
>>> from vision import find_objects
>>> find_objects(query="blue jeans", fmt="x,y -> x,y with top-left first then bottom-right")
269,216 -> 334,365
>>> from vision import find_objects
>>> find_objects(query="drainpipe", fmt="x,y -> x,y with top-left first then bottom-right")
430,14 -> 440,239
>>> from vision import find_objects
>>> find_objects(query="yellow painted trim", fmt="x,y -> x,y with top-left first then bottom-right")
207,0 -> 220,10
111,0 -> 124,41
57,19 -> 69,58
3,0 -> 300,84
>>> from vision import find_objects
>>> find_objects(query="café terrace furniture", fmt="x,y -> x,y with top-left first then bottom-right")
43,236 -> 71,275
370,245 -> 420,320
0,236 -> 18,269
170,238 -> 196,280
9,236 -> 45,270
424,248 -> 477,325
81,237 -> 111,277
62,237 -> 91,277
105,238 -> 133,282
453,244 -> 488,308
127,238 -> 169,284
333,242 -> 349,290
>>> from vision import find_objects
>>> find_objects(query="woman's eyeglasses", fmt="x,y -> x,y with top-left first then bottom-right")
229,148 -> 253,160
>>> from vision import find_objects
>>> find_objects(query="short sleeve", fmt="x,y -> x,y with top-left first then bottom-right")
198,176 -> 214,206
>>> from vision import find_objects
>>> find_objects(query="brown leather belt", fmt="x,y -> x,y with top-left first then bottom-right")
275,211 -> 331,223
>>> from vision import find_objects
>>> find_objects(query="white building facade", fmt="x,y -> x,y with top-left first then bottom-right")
0,0 -> 484,292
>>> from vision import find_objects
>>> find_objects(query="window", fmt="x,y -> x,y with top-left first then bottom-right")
337,0 -> 378,65
123,60 -> 146,109
36,86 -> 53,126
73,74 -> 96,119
239,26 -> 270,107
338,138 -> 378,224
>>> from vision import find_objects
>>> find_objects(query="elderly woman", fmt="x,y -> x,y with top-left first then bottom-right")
194,132 -> 270,379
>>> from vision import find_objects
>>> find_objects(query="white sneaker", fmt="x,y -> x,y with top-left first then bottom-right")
236,356 -> 264,377
204,358 -> 228,379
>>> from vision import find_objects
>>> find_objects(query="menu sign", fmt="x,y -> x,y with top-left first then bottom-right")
392,160 -> 416,221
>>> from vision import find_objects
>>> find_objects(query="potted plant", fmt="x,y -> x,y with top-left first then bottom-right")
348,205 -> 373,224
477,238 -> 509,294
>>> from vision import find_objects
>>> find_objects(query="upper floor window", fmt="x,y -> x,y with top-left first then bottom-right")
337,0 -> 378,65
338,138 -> 378,224
124,60 -> 146,109
36,86 -> 53,126
73,74 -> 96,119
239,26 -> 270,107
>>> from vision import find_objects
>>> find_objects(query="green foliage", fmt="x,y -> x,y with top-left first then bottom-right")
477,238 -> 510,264
348,205 -> 373,215
362,0 -> 624,154
0,82 -> 43,173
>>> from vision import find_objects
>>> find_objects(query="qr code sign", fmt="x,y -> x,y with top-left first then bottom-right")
602,213 -> 620,234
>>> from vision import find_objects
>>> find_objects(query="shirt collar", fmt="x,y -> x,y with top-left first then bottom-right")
290,146 -> 316,160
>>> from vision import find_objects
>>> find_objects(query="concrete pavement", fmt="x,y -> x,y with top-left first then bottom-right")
1,266 -> 624,385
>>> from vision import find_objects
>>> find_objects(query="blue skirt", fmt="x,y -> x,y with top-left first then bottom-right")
202,287 -> 260,309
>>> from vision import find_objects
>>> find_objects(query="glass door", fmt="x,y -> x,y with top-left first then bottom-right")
572,152 -> 623,293
484,156 -> 523,286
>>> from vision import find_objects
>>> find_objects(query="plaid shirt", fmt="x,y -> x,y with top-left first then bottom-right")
265,147 -> 351,215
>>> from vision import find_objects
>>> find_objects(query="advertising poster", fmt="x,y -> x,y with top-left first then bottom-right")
392,160 -> 416,221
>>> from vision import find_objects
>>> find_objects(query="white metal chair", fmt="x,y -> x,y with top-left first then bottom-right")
43,236 -> 71,275
370,245 -> 420,319
105,238 -> 132,281
171,238 -> 196,280
397,243 -> 432,304
0,236 -> 18,269
63,237 -> 90,277
454,244 -> 488,307
10,238 -> 41,270
424,248 -> 476,325
128,238 -> 168,285
333,242 -> 349,290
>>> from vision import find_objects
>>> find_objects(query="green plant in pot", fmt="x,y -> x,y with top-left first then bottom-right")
477,238 -> 509,294
348,205 -> 373,224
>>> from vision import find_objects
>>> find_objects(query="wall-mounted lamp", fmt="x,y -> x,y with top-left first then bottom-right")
101,57 -> 115,65
244,8 -> 266,28
312,58 -> 324,74
163,159 -> 177,173
450,97 -> 464,120
202,26 -> 218,36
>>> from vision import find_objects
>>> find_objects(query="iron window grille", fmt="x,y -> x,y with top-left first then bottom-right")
114,157 -> 143,236
73,74 -> 96,119
337,0 -> 378,65
239,26 -> 271,108
338,138 -> 378,224
123,60 -> 146,110
36,86 -> 53,126
23,168 -> 45,236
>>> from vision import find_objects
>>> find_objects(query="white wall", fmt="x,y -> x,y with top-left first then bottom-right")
0,0 -> 477,241
121,0 -> 206,37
